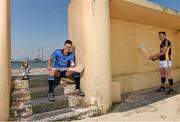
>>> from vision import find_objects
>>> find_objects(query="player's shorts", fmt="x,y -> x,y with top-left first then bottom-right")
159,61 -> 172,68
54,70 -> 67,86
57,70 -> 67,78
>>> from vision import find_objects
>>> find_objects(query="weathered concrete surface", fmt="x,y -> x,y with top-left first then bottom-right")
11,69 -> 94,121
77,82 -> 180,121
38,106 -> 99,121
12,68 -> 180,121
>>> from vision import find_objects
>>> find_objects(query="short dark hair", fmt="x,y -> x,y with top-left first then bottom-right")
64,40 -> 73,45
158,31 -> 166,35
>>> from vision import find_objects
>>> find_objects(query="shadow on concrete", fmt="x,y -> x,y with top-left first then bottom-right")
112,81 -> 180,112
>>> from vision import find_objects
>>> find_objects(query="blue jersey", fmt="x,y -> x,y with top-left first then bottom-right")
51,49 -> 75,68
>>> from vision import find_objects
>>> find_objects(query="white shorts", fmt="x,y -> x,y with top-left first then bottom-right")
159,61 -> 172,68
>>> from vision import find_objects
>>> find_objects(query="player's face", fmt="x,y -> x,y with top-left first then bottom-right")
64,43 -> 72,54
158,34 -> 166,41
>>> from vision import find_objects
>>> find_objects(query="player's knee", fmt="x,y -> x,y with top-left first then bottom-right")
160,71 -> 165,77
49,69 -> 57,76
165,70 -> 170,74
166,74 -> 172,79
66,71 -> 75,78
54,71 -> 60,77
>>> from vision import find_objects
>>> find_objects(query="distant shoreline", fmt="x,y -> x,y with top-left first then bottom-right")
11,61 -> 47,69
11,61 -> 47,63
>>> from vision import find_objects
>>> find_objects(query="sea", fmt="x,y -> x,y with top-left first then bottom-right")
12,62 -> 47,69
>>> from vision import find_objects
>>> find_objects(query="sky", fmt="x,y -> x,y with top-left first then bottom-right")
11,0 -> 180,61
150,0 -> 180,11
11,0 -> 70,60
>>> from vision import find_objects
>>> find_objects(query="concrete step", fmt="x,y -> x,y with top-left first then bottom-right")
29,76 -> 77,95
66,94 -> 84,107
10,94 -> 85,120
12,76 -> 48,88
10,75 -> 89,121
11,83 -> 65,102
10,95 -> 70,118
10,101 -> 33,118
11,89 -> 31,102
30,85 -> 64,99
12,79 -> 29,90
28,75 -> 48,88
13,75 -> 76,88
33,107 -> 72,120
31,95 -> 69,114
28,75 -> 75,88
33,106 -> 99,121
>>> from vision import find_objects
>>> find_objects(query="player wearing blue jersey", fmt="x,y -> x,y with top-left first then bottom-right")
47,40 -> 85,102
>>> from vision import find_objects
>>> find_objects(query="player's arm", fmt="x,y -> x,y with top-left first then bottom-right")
47,57 -> 53,71
149,40 -> 169,60
70,53 -> 76,68
149,48 -> 168,61
150,56 -> 159,61
149,47 -> 168,59
47,50 -> 57,71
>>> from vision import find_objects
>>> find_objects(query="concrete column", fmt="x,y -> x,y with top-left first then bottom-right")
0,0 -> 11,120
82,0 -> 112,113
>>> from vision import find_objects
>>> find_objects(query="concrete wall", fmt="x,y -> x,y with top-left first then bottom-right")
68,0 -> 112,112
111,19 -> 177,75
68,0 -> 180,104
112,68 -> 180,94
0,0 -> 11,120
111,19 -> 180,94
175,32 -> 180,68
68,0 -> 84,65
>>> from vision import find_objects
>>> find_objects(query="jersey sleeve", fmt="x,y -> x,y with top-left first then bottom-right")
51,50 -> 58,59
165,40 -> 171,47
70,53 -> 75,65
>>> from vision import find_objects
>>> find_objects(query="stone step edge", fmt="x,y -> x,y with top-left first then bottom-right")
38,106 -> 100,121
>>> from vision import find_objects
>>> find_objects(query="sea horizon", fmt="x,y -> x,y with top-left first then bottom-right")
11,61 -> 47,69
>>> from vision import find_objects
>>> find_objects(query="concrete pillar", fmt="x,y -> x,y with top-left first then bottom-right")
81,0 -> 112,113
0,0 -> 11,120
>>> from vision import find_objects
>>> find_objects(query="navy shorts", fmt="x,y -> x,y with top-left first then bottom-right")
57,70 -> 67,78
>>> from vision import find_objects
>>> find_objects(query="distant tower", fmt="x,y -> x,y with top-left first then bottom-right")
41,48 -> 43,61
38,48 -> 40,62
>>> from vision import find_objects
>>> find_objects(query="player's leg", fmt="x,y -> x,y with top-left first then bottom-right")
66,71 -> 85,96
54,70 -> 62,86
65,71 -> 74,78
157,62 -> 166,92
48,69 -> 60,101
164,61 -> 174,94
48,69 -> 60,93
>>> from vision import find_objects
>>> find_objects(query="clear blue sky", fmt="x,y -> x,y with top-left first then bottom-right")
11,0 -> 180,60
11,0 -> 69,60
150,0 -> 180,11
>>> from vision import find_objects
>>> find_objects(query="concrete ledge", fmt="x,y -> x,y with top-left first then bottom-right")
112,81 -> 121,104
110,0 -> 180,30
126,0 -> 180,15
112,68 -> 180,94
